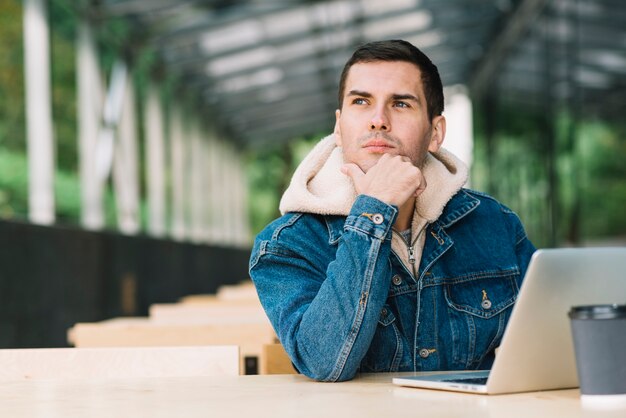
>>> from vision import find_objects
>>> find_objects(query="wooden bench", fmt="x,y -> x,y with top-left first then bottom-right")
216,281 -> 259,301
67,284 -> 297,375
148,301 -> 269,325
179,281 -> 258,304
260,343 -> 297,375
68,317 -> 277,374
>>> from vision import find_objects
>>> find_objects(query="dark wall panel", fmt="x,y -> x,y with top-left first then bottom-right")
0,220 -> 251,348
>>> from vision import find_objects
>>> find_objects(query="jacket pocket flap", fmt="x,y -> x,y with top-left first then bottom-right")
378,306 -> 396,327
444,271 -> 518,319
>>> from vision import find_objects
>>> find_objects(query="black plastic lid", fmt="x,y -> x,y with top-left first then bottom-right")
568,304 -> 626,320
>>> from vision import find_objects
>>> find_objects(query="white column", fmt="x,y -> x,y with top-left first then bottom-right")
443,85 -> 474,176
188,121 -> 204,243
215,140 -> 229,243
206,134 -> 220,243
200,134 -> 212,242
77,20 -> 105,229
220,145 -> 232,245
23,0 -> 55,225
144,84 -> 167,237
230,152 -> 242,246
233,154 -> 250,246
169,107 -> 186,240
112,79 -> 140,234
231,152 -> 242,245
225,146 -> 237,245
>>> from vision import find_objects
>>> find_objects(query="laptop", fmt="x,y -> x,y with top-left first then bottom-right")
392,247 -> 626,395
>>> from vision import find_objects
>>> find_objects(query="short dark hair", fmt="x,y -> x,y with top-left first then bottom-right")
337,39 -> 444,121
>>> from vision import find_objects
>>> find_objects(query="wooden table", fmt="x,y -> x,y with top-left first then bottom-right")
0,372 -> 624,417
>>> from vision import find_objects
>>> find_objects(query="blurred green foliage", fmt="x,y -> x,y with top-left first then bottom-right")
0,0 -> 25,153
472,103 -> 626,248
245,135 -> 322,236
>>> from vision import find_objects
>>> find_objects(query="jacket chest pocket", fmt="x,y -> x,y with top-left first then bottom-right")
444,269 -> 519,369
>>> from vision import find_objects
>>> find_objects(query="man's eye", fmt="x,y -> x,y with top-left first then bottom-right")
352,98 -> 367,105
394,101 -> 410,108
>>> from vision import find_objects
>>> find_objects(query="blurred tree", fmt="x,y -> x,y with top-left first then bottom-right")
472,101 -> 626,248
245,135 -> 320,236
578,121 -> 626,241
0,0 -> 25,153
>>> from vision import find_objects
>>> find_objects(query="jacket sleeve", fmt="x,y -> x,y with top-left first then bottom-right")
249,195 -> 398,381
500,202 -> 536,287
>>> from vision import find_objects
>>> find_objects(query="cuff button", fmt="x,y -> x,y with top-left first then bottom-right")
372,213 -> 384,224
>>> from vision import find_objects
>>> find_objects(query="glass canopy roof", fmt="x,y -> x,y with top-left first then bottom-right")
88,0 -> 626,147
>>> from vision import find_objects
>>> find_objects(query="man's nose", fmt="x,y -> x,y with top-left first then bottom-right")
369,108 -> 389,131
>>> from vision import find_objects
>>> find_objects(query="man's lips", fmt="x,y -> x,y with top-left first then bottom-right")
363,139 -> 394,153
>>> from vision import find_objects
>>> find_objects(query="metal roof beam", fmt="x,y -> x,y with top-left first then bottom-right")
245,114 -> 335,145
161,7 -> 494,71
469,0 -> 550,99
97,0 -> 197,16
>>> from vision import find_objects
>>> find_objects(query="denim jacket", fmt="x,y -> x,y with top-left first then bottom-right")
250,191 -> 535,381
249,136 -> 535,382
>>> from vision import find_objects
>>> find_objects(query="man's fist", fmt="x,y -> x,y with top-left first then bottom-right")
341,154 -> 427,207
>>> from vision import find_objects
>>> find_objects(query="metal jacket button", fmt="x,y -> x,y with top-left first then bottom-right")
392,275 -> 403,286
372,213 -> 384,224
481,290 -> 492,310
419,348 -> 430,359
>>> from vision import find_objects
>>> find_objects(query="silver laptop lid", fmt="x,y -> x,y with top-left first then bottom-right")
486,247 -> 626,394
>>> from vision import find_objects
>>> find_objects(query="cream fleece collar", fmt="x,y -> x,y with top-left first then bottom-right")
279,134 -> 469,222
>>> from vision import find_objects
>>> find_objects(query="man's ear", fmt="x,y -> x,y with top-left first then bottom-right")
334,109 -> 342,146
428,115 -> 446,153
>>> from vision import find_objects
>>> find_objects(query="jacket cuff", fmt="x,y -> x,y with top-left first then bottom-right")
344,194 -> 398,240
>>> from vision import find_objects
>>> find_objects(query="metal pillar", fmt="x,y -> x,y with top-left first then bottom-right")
226,146 -> 238,244
112,78 -> 140,234
443,85 -> 474,178
200,133 -> 212,242
189,120 -> 204,243
23,0 -> 55,225
232,153 -> 250,246
77,20 -> 105,229
169,107 -> 186,241
144,84 -> 167,237
206,132 -> 220,243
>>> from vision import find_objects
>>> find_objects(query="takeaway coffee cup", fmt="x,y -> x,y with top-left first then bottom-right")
568,304 -> 626,400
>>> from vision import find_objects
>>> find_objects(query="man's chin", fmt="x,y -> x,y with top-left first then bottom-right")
356,158 -> 381,173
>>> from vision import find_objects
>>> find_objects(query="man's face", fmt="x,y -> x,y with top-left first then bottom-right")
334,60 -> 445,173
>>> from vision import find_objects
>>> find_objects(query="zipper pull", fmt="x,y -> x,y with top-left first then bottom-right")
408,246 -> 415,264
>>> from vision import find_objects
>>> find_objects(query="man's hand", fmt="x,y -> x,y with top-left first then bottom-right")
341,154 -> 427,207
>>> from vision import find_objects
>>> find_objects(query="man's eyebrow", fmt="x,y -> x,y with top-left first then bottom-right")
347,90 -> 372,97
392,93 -> 420,102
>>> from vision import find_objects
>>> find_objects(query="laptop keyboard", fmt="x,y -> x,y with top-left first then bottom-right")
441,377 -> 488,385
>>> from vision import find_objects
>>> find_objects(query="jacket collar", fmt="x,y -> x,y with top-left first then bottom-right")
280,133 -> 469,221
323,190 -> 480,246
436,189 -> 480,228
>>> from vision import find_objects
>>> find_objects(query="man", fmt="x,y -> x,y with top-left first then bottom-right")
249,40 -> 535,382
